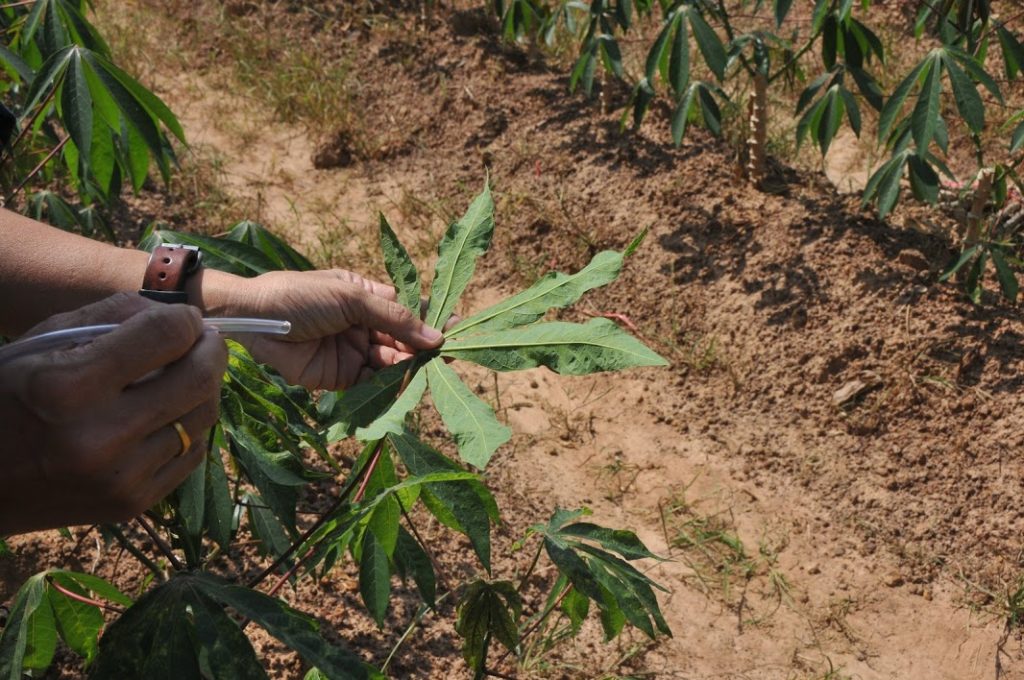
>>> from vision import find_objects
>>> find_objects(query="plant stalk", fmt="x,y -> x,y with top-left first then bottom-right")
104,524 -> 166,583
136,516 -> 184,572
46,576 -> 125,614
3,136 -> 69,206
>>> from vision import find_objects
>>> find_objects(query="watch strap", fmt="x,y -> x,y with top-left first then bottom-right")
139,245 -> 202,304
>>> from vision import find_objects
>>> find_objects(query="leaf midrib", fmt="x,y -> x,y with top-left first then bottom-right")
448,257 -> 619,337
429,362 -> 498,454
443,336 -> 656,361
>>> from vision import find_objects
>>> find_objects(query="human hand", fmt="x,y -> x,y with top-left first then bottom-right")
228,270 -> 445,390
0,293 -> 228,535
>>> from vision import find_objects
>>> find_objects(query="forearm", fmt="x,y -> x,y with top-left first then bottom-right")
0,209 -> 244,336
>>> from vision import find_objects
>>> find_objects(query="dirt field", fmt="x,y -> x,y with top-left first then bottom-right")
3,2 -> 1024,678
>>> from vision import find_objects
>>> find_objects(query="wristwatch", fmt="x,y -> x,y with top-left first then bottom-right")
139,244 -> 203,304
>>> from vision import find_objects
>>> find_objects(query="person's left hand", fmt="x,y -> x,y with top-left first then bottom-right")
228,270 -> 445,390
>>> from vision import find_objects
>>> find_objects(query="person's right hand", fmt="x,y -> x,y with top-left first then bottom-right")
0,293 -> 228,536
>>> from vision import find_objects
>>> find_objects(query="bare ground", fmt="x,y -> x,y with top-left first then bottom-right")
3,2 -> 1024,679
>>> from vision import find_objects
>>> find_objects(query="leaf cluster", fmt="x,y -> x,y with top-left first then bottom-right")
0,1 -> 183,234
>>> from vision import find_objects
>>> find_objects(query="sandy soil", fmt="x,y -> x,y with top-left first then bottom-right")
3,2 -> 1024,679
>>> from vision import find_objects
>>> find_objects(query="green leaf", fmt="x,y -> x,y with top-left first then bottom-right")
359,529 -> 392,627
0,573 -> 52,678
204,431 -> 236,550
1011,119 -> 1024,152
774,0 -> 794,27
455,580 -> 522,675
81,50 -> 166,174
966,251 -> 988,304
447,250 -> 625,336
47,573 -> 103,663
192,573 -> 377,679
426,359 -> 511,470
671,82 -> 699,146
997,25 -> 1024,80
56,571 -> 131,608
907,154 -> 939,203
59,49 -> 92,173
191,595 -> 268,679
687,8 -> 726,81
558,523 -> 660,560
840,87 -> 862,137
95,53 -> 185,143
354,368 -> 427,442
442,318 -> 668,375
227,221 -> 314,271
668,14 -> 689,96
910,55 -> 941,151
644,12 -> 675,82
879,58 -> 928,143
849,66 -> 884,111
562,584 -> 590,634
176,450 -> 206,547
939,245 -> 980,282
426,184 -> 495,329
244,491 -> 293,558
325,358 -> 417,441
366,494 -> 401,556
811,0 -> 830,33
991,248 -> 1020,301
393,527 -> 437,606
90,578 -> 203,679
21,46 -> 73,121
379,214 -> 421,314
942,51 -> 984,133
863,151 -> 909,218
389,430 -> 493,570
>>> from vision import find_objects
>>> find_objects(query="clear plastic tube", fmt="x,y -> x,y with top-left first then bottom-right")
0,317 -> 291,366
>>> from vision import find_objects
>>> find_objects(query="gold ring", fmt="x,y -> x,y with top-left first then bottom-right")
172,421 -> 191,457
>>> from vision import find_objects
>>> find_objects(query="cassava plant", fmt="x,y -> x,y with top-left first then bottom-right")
0,182 -> 671,678
0,0 -> 184,237
490,0 -> 1023,301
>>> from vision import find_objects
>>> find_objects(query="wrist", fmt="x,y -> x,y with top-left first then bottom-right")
184,267 -> 253,317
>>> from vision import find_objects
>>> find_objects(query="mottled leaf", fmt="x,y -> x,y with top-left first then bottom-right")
448,250 -> 625,336
426,184 -> 495,329
442,318 -> 667,375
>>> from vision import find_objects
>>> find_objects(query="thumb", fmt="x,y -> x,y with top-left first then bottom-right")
347,293 -> 444,351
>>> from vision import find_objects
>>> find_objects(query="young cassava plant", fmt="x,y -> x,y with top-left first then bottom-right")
0,182 -> 670,678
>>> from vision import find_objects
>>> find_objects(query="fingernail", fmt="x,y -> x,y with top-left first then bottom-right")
419,326 -> 443,344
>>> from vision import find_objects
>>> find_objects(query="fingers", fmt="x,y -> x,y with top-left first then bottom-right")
72,304 -> 206,392
118,330 -> 227,435
135,396 -> 220,489
22,293 -> 156,338
368,343 -> 413,368
345,289 -> 444,351
308,270 -> 398,301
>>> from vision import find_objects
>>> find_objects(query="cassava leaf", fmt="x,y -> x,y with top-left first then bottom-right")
426,359 -> 511,470
388,430 -> 494,570
355,368 -> 428,442
359,528 -> 392,627
47,573 -> 103,664
455,580 -> 522,676
991,248 -> 1020,301
192,573 -> 378,680
0,573 -> 51,678
426,184 -> 495,329
942,51 -> 984,133
447,249 -> 626,336
191,595 -> 268,679
442,318 -> 668,375
325,358 -> 418,441
227,221 -> 314,272
910,54 -> 941,151
379,214 -> 421,314
393,526 -> 437,606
